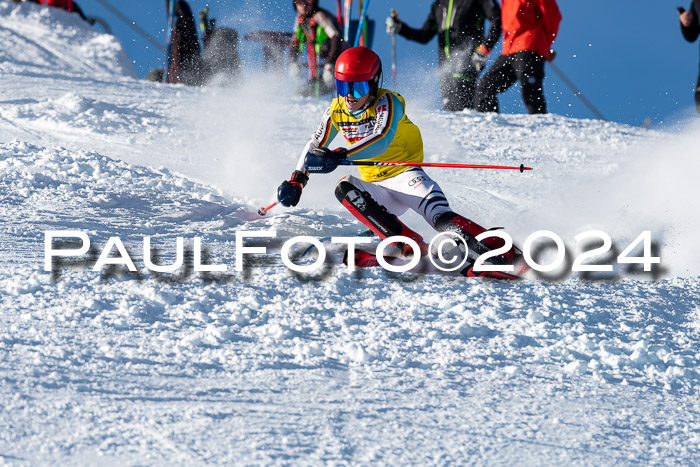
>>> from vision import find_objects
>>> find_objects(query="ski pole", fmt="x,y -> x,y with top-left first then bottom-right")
339,160 -> 533,172
258,160 -> 528,215
343,0 -> 352,43
548,62 -> 607,121
258,201 -> 278,216
391,9 -> 397,87
258,169 -> 311,216
314,40 -> 321,98
354,0 -> 371,47
164,0 -> 176,83
336,0 -> 343,27
94,0 -> 164,52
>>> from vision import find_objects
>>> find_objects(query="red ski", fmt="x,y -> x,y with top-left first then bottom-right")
344,249 -> 526,281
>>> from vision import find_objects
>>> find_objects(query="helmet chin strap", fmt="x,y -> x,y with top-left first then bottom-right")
363,70 -> 383,112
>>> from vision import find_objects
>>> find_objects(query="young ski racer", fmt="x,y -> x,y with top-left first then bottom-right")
277,46 -> 520,277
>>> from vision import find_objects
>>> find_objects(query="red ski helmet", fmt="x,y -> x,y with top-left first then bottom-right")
335,46 -> 382,82
334,47 -> 383,107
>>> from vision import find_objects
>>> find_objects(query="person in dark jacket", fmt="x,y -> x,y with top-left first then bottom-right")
385,0 -> 501,111
680,2 -> 700,115
168,0 -> 203,85
156,1 -> 240,86
475,0 -> 561,115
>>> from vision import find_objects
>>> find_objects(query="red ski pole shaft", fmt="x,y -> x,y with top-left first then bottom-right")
257,161 -> 527,216
336,0 -> 343,25
257,201 -> 278,216
342,160 -> 533,172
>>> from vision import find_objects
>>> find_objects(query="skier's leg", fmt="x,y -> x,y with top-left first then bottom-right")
374,169 -> 516,263
440,74 -> 477,111
512,51 -> 547,114
335,175 -> 428,254
474,55 -> 517,113
374,169 -> 450,224
202,27 -> 240,80
173,0 -> 203,85
461,70 -> 479,110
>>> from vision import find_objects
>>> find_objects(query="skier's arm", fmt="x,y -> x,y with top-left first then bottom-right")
681,3 -> 700,42
537,0 -> 562,49
278,106 -> 338,207
398,3 -> 439,45
295,106 -> 338,171
480,0 -> 502,51
315,11 -> 342,64
326,34 -> 341,64
289,15 -> 302,61
345,93 -> 402,161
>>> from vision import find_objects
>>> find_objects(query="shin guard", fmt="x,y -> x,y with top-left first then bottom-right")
335,179 -> 427,254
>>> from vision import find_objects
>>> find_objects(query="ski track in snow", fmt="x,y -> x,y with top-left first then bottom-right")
1,2 -> 700,464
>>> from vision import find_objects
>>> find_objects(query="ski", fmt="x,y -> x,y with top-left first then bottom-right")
344,248 -> 402,269
459,265 -> 522,281
343,248 -> 525,281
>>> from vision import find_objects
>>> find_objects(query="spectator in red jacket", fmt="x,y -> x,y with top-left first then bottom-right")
679,2 -> 700,115
475,0 -> 561,114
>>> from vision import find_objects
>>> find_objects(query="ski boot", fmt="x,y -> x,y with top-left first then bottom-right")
433,212 -> 518,265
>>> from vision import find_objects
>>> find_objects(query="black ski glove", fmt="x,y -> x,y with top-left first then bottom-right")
277,170 -> 309,207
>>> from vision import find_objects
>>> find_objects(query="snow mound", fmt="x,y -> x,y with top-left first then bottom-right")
0,139 -> 250,262
0,91 -> 167,139
0,1 -> 136,78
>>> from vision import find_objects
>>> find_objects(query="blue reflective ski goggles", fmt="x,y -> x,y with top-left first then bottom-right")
335,79 -> 371,99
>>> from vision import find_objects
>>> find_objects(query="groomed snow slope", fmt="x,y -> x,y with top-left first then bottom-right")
1,2 -> 699,465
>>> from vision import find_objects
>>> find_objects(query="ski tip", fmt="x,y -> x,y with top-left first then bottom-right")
461,266 -> 523,281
